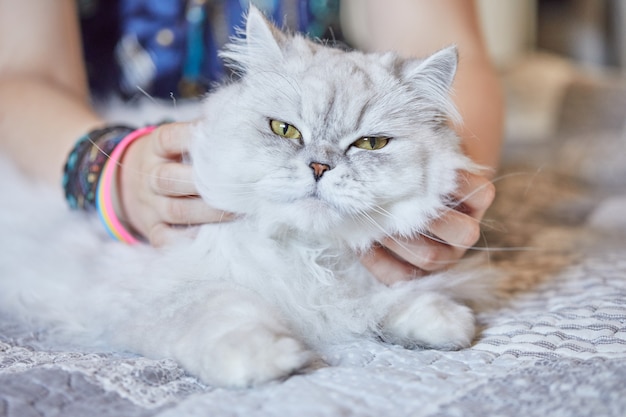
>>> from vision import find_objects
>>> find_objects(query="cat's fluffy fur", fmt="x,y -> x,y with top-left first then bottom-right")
0,7 -> 490,387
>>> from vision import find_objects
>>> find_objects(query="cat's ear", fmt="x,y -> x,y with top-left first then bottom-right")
245,5 -> 286,57
400,46 -> 461,123
220,5 -> 286,73
402,46 -> 458,93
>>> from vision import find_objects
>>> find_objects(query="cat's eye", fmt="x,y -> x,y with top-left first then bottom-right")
270,120 -> 302,140
352,136 -> 390,150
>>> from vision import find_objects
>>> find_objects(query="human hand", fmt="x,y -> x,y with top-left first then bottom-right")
360,171 -> 495,285
116,122 -> 234,246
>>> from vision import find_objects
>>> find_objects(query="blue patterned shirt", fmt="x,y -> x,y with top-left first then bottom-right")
78,0 -> 342,99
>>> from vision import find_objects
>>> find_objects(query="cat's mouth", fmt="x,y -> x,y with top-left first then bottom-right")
274,189 -> 344,226
295,184 -> 365,220
299,192 -> 333,211
260,177 -> 362,231
304,188 -> 323,200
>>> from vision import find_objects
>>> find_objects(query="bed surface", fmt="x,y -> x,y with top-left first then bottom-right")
1,55 -> 625,417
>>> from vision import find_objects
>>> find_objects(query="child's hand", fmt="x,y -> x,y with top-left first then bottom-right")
360,171 -> 495,285
117,122 -> 234,246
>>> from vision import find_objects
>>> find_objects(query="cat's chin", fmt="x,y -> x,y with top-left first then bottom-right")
269,197 -> 347,236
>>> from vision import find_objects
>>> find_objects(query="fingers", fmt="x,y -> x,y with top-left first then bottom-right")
117,121 -> 237,245
427,172 -> 494,250
365,171 -> 496,284
381,235 -> 459,272
453,171 -> 496,219
149,162 -> 198,196
147,196 -> 235,247
149,124 -> 230,224
154,195 -> 235,226
427,209 -> 481,253
372,216 -> 475,283
360,245 -> 427,285
148,123 -> 210,204
151,122 -> 193,159
379,209 -> 481,277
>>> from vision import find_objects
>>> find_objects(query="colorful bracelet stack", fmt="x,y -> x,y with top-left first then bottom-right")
63,125 -> 156,244
63,125 -> 136,210
95,126 -> 156,244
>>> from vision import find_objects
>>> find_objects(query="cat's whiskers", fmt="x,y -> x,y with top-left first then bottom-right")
135,85 -> 159,104
454,170 -> 540,208
356,210 -> 457,267
368,205 -> 396,220
415,225 -> 536,253
359,202 -> 536,265
451,169 -> 546,249
354,210 -> 452,266
354,209 -> 391,238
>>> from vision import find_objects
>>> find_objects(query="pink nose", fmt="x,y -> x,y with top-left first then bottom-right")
309,162 -> 331,181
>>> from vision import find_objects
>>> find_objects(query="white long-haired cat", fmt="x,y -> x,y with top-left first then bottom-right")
0,7 -> 489,387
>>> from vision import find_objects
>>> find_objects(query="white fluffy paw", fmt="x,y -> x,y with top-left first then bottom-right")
194,323 -> 313,387
383,292 -> 475,350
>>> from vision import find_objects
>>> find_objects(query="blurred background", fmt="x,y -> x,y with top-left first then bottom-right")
479,0 -> 625,71
478,0 -> 626,176
474,0 -> 626,191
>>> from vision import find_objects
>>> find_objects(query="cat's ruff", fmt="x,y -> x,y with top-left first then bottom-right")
0,6 -> 491,388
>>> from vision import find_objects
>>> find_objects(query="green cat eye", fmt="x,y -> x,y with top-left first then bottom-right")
352,136 -> 390,150
270,120 -> 302,140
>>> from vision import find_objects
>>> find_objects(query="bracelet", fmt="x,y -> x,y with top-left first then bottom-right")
96,126 -> 157,244
63,126 -> 136,210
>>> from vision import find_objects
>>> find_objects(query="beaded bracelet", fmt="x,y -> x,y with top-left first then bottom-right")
95,126 -> 157,244
63,126 -> 136,211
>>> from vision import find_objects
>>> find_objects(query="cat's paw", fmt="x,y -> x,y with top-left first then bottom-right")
383,292 -> 475,350
197,323 -> 314,387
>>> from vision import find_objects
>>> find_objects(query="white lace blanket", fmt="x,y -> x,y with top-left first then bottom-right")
1,68 -> 626,417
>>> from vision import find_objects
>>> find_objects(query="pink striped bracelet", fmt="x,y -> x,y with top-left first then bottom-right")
96,126 -> 156,244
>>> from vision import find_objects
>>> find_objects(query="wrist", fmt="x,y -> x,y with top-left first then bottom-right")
63,125 -> 135,210
113,136 -> 146,240
96,126 -> 156,244
62,124 -> 155,244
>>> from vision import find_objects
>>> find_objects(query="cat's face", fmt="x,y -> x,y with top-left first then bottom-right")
192,7 -> 473,248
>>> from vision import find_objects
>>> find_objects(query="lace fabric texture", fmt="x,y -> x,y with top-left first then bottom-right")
2,240 -> 626,417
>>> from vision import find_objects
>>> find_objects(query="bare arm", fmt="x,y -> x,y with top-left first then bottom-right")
0,0 -> 104,184
0,0 -> 219,244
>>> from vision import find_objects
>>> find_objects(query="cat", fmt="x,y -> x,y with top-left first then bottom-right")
0,6 -> 490,387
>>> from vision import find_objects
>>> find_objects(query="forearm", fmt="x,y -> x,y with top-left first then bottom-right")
0,76 -> 104,184
0,0 -> 103,185
449,56 -> 503,172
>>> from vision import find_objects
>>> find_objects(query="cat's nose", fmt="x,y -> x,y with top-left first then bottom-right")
309,162 -> 331,181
